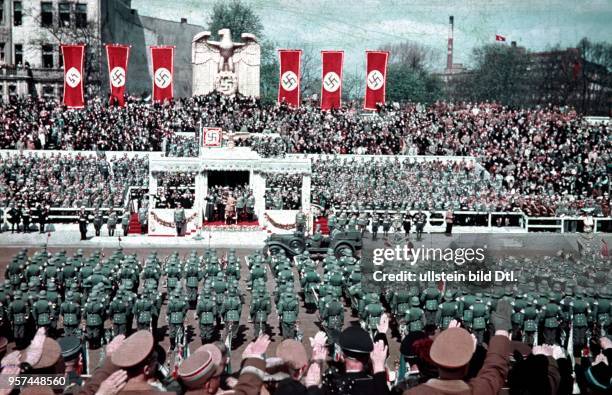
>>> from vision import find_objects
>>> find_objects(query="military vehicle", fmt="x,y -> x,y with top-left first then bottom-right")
264,230 -> 362,258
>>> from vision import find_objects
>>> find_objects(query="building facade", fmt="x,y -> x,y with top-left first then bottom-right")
0,0 -> 203,102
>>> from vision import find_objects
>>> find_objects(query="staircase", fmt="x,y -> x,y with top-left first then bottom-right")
313,216 -> 329,235
128,213 -> 141,234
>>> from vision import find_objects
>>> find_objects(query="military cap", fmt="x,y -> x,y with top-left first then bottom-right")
430,327 -> 474,369
339,326 -> 373,356
178,350 -> 217,389
399,331 -> 427,357
23,338 -> 62,370
410,296 -> 420,307
195,344 -> 223,376
275,339 -> 308,370
111,330 -> 155,369
58,336 -> 81,362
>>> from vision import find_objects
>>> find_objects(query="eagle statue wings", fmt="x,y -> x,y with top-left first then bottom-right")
192,29 -> 261,97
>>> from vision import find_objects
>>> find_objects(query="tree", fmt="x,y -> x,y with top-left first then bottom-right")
208,0 -> 263,40
577,38 -> 612,114
464,44 -> 534,106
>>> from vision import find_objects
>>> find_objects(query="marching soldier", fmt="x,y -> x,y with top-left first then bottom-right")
403,297 -> 426,337
32,290 -> 53,332
109,292 -> 130,336
167,288 -> 188,350
8,290 -> 29,349
221,287 -> 242,339
277,287 -> 299,339
196,291 -> 217,343
185,260 -> 201,309
250,289 -> 271,338
83,291 -> 106,349
60,291 -> 81,337
133,291 -> 155,331
540,293 -> 562,345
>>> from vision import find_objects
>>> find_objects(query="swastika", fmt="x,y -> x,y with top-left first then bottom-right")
154,67 -> 172,89
281,71 -> 298,91
110,67 -> 126,88
323,72 -> 341,93
367,70 -> 384,90
65,67 -> 81,88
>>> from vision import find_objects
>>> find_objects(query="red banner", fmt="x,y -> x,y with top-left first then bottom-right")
320,51 -> 343,110
105,44 -> 130,107
61,44 -> 85,108
278,49 -> 302,107
364,51 -> 389,110
150,46 -> 174,102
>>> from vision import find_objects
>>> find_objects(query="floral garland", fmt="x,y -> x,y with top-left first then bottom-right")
150,211 -> 199,228
264,213 -> 296,230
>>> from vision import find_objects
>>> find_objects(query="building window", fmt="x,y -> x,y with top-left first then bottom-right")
42,85 -> 54,97
59,2 -> 70,27
75,3 -> 87,28
41,2 -> 53,27
13,1 -> 22,26
0,43 -> 5,63
42,44 -> 54,68
8,84 -> 17,97
14,43 -> 22,65
0,1 -> 5,25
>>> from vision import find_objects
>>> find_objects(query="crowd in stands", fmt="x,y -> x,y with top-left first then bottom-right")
154,172 -> 196,209
265,173 -> 302,210
0,94 -> 609,217
0,152 -> 148,209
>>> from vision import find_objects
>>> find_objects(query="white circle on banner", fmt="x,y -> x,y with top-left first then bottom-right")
323,72 -> 341,93
280,71 -> 298,91
367,69 -> 384,90
65,67 -> 81,88
154,67 -> 172,89
110,67 -> 126,88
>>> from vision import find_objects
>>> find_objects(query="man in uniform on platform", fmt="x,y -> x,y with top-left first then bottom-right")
93,209 -> 104,237
78,207 -> 88,240
371,213 -> 380,240
414,210 -> 426,241
174,202 -> 186,237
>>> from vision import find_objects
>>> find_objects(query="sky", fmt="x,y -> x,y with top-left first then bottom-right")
132,0 -> 612,72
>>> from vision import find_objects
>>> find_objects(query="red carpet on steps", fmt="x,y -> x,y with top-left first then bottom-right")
313,216 -> 329,234
128,213 -> 141,234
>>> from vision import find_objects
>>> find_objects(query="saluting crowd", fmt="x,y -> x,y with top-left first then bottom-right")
0,238 -> 611,394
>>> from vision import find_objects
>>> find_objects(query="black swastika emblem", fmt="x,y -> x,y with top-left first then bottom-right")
368,73 -> 382,86
111,69 -> 124,86
325,75 -> 339,89
156,72 -> 170,86
282,73 -> 297,90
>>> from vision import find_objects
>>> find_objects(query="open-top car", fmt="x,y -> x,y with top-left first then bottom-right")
264,230 -> 363,258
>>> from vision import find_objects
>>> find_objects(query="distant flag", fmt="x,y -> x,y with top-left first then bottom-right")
495,34 -> 506,42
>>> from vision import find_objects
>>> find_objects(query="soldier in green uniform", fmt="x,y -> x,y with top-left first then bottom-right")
250,289 -> 271,338
420,284 -> 441,326
277,287 -> 299,339
522,300 -> 539,346
174,203 -> 186,236
540,293 -> 562,345
363,296 -> 384,334
60,291 -> 81,337
437,291 -> 460,330
109,292 -> 130,336
83,291 -> 106,349
8,290 -> 29,349
167,288 -> 188,350
196,291 -> 217,343
402,297 -> 426,338
470,298 -> 490,345
221,287 -> 242,341
321,288 -> 344,342
133,291 -> 155,332
301,269 -> 320,313
568,289 -> 590,355
184,260 -> 201,309
32,290 -> 53,333
121,209 -> 130,236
